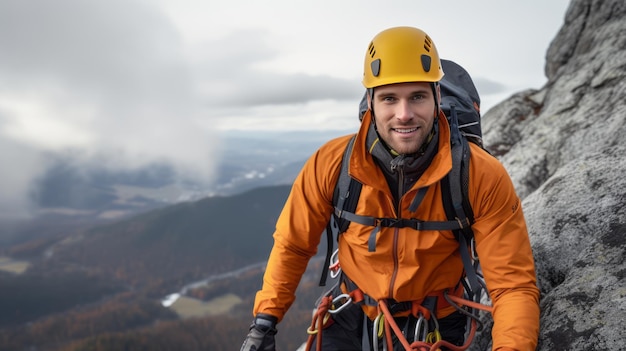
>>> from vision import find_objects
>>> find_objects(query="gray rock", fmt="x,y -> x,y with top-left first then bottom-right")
480,0 -> 626,349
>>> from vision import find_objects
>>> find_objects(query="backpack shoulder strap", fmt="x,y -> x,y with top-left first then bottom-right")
333,135 -> 362,233
441,104 -> 483,302
319,135 -> 360,286
443,105 -> 475,242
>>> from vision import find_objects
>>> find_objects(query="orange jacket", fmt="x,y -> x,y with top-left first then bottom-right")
254,110 -> 540,350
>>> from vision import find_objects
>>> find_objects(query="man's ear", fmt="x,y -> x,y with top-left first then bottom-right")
436,84 -> 441,107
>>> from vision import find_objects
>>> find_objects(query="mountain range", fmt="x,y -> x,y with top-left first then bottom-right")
0,0 -> 625,350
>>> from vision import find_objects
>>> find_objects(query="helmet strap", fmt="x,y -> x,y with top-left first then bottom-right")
367,88 -> 377,128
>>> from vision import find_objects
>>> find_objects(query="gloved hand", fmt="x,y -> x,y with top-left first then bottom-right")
240,313 -> 278,351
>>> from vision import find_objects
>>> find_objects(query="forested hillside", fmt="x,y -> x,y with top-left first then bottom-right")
0,184 -> 329,351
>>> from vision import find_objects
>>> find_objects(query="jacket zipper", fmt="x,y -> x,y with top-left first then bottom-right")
388,156 -> 405,299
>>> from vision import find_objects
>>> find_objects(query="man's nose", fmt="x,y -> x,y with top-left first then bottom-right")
396,99 -> 413,121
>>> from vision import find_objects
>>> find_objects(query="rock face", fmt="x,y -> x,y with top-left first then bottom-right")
481,0 -> 625,349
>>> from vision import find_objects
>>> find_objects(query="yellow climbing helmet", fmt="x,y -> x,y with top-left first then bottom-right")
362,26 -> 444,88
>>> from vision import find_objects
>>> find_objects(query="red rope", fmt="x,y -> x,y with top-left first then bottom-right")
378,300 -> 413,350
304,295 -> 332,351
306,293 -> 492,351
446,294 -> 493,313
378,297 -> 490,351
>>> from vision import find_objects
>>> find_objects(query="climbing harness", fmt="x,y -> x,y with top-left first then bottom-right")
305,284 -> 493,351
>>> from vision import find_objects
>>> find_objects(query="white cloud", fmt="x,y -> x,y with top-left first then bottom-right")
0,0 -> 571,218
0,137 -> 48,220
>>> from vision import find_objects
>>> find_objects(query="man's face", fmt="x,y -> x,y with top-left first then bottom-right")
371,82 -> 437,155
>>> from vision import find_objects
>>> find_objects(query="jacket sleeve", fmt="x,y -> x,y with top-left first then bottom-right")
469,148 -> 540,351
252,139 -> 345,322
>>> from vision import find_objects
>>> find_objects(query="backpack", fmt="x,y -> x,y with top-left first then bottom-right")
319,59 -> 486,305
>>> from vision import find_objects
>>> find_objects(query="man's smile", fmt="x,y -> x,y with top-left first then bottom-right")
393,127 -> 418,134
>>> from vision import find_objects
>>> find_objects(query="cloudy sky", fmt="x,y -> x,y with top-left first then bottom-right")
0,0 -> 570,219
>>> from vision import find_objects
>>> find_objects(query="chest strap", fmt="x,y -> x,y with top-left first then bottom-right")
334,207 -> 472,252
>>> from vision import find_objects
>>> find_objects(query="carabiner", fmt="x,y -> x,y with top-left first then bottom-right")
413,313 -> 429,342
471,237 -> 479,261
328,293 -> 352,314
372,313 -> 383,351
306,313 -> 330,335
329,249 -> 341,279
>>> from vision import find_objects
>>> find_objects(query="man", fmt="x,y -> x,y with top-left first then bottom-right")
241,26 -> 540,351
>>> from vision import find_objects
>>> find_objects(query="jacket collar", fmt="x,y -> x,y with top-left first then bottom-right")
348,109 -> 453,192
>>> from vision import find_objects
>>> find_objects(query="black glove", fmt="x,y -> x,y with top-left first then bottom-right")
240,313 -> 278,351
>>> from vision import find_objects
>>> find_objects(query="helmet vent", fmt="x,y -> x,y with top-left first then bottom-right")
371,59 -> 381,77
368,42 -> 376,58
421,55 -> 432,72
424,35 -> 433,53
